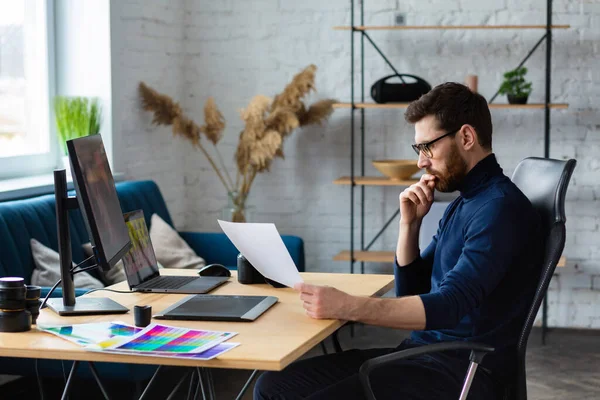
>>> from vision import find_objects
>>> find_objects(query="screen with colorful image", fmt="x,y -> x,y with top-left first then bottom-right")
122,210 -> 159,287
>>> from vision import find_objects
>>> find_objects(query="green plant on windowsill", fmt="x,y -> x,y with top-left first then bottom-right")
498,66 -> 533,105
54,96 -> 102,156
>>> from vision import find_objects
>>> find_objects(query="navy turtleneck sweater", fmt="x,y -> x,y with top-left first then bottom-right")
394,154 -> 543,380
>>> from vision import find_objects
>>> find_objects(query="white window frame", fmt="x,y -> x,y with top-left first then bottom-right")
0,0 -> 58,180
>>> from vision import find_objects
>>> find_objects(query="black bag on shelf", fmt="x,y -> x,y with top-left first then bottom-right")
370,74 -> 432,103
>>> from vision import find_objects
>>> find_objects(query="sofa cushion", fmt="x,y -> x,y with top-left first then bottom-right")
30,239 -> 103,289
149,213 -> 206,269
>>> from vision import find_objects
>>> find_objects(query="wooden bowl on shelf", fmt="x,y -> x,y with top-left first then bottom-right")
372,160 -> 420,180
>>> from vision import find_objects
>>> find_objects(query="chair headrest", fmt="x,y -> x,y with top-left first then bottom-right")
511,157 -> 576,227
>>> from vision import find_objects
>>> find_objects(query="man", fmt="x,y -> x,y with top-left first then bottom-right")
254,82 -> 543,400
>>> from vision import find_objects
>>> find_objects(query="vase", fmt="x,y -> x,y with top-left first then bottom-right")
507,94 -> 528,104
222,191 -> 254,223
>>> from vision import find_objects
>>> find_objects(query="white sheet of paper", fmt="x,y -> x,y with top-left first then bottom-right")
217,220 -> 303,288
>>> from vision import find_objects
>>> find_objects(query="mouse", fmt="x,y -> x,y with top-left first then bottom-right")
197,263 -> 232,277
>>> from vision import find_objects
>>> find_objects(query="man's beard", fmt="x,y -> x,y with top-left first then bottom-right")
427,143 -> 468,193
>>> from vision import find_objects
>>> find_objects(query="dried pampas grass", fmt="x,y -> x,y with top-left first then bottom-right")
234,65 -> 336,198
139,64 -> 337,220
240,95 -> 272,140
138,82 -> 230,190
300,99 -> 337,126
265,108 -> 299,137
271,64 -> 316,113
249,130 -> 282,171
201,97 -> 225,145
172,115 -> 201,146
139,82 -> 182,126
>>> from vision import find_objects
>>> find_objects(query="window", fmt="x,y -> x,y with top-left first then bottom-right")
0,0 -> 56,179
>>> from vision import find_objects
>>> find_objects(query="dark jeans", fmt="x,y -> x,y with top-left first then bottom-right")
253,339 -> 498,400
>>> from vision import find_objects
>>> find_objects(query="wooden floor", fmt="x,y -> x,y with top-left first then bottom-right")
2,326 -> 599,399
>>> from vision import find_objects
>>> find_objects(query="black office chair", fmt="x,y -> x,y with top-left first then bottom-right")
359,157 -> 576,400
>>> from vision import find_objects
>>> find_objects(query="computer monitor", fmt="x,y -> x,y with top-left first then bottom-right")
68,135 -> 131,271
46,134 -> 131,316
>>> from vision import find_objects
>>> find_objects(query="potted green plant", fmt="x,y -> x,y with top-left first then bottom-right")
498,66 -> 532,104
54,97 -> 102,171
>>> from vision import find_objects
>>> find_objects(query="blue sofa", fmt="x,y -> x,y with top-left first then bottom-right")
0,180 -> 304,381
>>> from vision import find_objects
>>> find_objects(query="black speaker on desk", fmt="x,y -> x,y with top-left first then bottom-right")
237,254 -> 285,288
237,254 -> 263,284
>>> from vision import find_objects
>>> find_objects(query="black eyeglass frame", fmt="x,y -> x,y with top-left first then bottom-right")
411,128 -> 460,158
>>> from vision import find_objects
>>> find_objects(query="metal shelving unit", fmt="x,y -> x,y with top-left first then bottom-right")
335,0 -> 567,344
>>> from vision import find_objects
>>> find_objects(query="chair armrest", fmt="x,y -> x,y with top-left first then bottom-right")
361,341 -> 494,374
41,287 -> 89,299
359,342 -> 494,400
179,231 -> 305,272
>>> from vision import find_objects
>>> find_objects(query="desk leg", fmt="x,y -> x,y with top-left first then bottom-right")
205,368 -> 217,399
196,368 -> 213,400
88,362 -> 111,400
138,365 -> 163,400
190,368 -> 261,400
137,365 -> 197,399
235,369 -> 259,400
35,358 -> 45,399
187,369 -> 198,400
60,360 -> 79,400
165,370 -> 191,400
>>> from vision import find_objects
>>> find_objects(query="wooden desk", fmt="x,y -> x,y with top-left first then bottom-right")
0,271 -> 394,372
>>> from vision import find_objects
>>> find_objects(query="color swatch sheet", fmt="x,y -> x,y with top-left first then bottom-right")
103,342 -> 240,361
101,323 -> 237,354
38,321 -> 142,348
39,321 -> 240,360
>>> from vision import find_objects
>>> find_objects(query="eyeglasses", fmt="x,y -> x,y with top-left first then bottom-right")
411,128 -> 460,159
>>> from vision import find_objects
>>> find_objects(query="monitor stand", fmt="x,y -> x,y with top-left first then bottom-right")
46,297 -> 129,316
50,169 -> 129,316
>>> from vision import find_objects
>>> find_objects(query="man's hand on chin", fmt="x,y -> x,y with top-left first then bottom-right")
294,283 -> 357,320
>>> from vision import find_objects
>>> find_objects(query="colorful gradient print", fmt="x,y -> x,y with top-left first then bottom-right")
40,322 -> 142,347
107,324 -> 236,354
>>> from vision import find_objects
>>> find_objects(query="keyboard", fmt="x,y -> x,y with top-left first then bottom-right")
137,275 -> 197,289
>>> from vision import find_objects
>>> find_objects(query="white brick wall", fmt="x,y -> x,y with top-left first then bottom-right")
110,0 -> 189,227
110,0 -> 600,328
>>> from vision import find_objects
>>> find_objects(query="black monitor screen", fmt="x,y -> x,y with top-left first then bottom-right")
67,135 -> 131,271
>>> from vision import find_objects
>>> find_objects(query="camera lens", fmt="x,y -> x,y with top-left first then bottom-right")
25,285 -> 41,301
0,277 -> 26,288
0,310 -> 31,332
0,277 -> 26,311
25,285 -> 41,325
